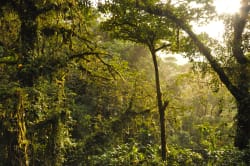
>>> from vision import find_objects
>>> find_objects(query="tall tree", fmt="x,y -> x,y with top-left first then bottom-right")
0,0 -> 96,165
99,1 -> 179,160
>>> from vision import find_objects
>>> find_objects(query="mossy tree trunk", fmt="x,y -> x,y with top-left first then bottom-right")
4,1 -> 39,165
15,89 -> 29,166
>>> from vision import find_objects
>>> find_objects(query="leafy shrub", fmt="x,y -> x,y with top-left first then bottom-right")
87,143 -> 250,166
206,147 -> 250,166
167,145 -> 203,166
90,143 -> 165,165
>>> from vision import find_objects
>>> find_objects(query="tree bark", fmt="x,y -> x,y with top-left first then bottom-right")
233,1 -> 250,149
235,95 -> 250,149
16,90 -> 29,166
235,63 -> 250,149
17,1 -> 38,87
5,1 -> 39,165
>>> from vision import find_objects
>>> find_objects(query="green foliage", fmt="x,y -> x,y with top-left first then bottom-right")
1,0 -> 249,165
167,146 -> 203,165
0,0 -> 101,165
99,0 -> 175,47
90,143 -> 165,165
206,148 -> 246,165
87,143 -> 250,166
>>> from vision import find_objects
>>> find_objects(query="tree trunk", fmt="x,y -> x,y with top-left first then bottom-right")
150,49 -> 167,161
6,90 -> 29,166
235,95 -> 250,149
8,1 -> 38,165
16,90 -> 29,166
18,3 -> 38,87
47,116 -> 63,166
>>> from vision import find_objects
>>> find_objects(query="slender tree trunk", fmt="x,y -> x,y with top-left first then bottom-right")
150,49 -> 167,161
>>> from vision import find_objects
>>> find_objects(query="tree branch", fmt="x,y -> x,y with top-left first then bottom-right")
137,3 -> 242,100
68,51 -> 108,59
69,51 -> 125,81
78,65 -> 111,81
96,55 -> 126,81
155,43 -> 171,52
162,100 -> 169,112
232,2 -> 250,64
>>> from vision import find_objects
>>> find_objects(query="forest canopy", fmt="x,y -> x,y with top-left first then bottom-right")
0,0 -> 249,165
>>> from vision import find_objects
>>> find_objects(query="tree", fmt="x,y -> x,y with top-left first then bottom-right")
63,38 -> 161,165
99,1 -> 181,160
135,0 -> 250,150
0,0 -> 98,165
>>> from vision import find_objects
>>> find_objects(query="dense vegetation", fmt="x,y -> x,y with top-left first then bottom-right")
0,0 -> 249,165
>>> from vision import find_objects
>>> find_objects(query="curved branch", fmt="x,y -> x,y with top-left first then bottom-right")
137,3 -> 242,100
68,51 -> 109,59
96,55 -> 126,81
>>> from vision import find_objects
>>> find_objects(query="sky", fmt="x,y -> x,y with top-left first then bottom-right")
214,0 -> 241,14
193,0 -> 241,40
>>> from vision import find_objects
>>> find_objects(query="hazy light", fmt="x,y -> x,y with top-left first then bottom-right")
158,51 -> 189,65
214,0 -> 241,14
91,0 -> 105,7
160,0 -> 241,15
192,21 -> 225,41
192,0 -> 241,40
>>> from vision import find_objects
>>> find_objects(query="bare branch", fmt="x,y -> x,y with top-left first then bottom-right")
68,51 -> 108,59
78,65 -> 112,81
96,55 -> 126,81
69,51 -> 126,81
155,43 -> 171,52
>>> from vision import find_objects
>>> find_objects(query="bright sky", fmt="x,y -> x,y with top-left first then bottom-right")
192,21 -> 225,42
214,0 -> 241,14
193,0 -> 241,40
169,0 -> 241,65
